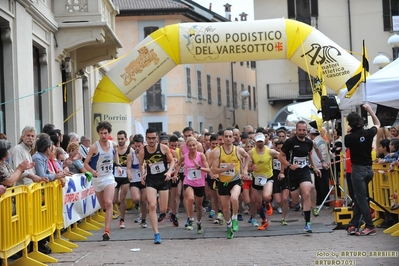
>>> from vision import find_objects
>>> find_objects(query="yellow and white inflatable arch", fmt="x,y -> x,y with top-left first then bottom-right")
92,18 -> 359,136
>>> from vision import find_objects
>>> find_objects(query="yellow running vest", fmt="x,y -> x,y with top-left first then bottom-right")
252,147 -> 273,178
219,146 -> 241,183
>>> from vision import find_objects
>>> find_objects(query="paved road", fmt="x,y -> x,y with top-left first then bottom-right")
47,208 -> 399,266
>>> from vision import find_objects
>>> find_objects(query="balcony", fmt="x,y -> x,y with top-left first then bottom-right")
53,0 -> 122,68
266,82 -> 336,105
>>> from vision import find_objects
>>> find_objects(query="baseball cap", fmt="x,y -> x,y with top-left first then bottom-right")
255,134 -> 265,142
309,128 -> 320,135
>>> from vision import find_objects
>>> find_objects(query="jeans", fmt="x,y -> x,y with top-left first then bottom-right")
349,165 -> 374,229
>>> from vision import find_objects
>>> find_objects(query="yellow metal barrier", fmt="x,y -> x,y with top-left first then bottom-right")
371,164 -> 399,237
0,186 -> 45,266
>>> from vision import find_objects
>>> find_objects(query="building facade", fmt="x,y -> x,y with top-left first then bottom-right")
113,0 -> 258,134
254,0 -> 398,127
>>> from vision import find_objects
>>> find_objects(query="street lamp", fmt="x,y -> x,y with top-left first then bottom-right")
388,33 -> 399,60
372,52 -> 391,69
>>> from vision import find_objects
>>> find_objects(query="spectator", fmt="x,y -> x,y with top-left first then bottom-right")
42,124 -> 55,134
60,134 -> 70,151
68,132 -> 79,143
79,135 -> 91,162
390,126 -> 398,138
66,142 -> 86,174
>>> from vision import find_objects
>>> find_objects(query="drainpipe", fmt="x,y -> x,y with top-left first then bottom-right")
347,0 -> 353,52
231,62 -> 235,127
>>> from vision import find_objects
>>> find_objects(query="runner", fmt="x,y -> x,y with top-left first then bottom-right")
243,139 -> 258,226
168,134 -> 181,227
84,121 -> 122,241
211,128 -> 250,239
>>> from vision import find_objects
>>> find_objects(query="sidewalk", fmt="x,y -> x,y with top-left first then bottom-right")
48,207 -> 399,266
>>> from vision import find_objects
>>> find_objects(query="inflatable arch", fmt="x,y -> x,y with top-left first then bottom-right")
92,18 -> 360,137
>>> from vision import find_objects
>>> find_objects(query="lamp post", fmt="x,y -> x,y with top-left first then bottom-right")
388,33 -> 399,60
372,33 -> 399,68
231,90 -> 250,128
372,52 -> 392,69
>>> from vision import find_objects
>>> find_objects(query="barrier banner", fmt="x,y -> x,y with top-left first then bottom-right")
62,174 -> 101,228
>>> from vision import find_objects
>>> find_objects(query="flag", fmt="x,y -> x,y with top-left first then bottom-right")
310,110 -> 323,132
312,63 -> 327,110
345,40 -> 369,98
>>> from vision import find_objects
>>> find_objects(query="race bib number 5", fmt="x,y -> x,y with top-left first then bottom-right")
149,162 -> 166,174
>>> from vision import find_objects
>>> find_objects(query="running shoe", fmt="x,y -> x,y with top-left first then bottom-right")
251,219 -> 259,227
102,230 -> 110,241
295,203 -> 301,212
158,213 -> 166,223
257,220 -> 269,231
209,210 -> 215,219
281,218 -> 288,226
187,220 -> 194,230
232,219 -> 239,232
184,217 -> 190,227
356,227 -> 376,236
154,233 -> 161,244
304,222 -> 312,233
237,213 -> 243,221
213,218 -> 219,224
171,213 -> 179,227
197,222 -> 203,234
217,212 -> 224,225
134,213 -> 142,223
247,216 -> 253,223
277,207 -> 283,214
265,202 -> 273,216
347,225 -> 356,235
119,220 -> 125,229
226,226 -> 234,239
312,207 -> 319,217
140,220 -> 147,228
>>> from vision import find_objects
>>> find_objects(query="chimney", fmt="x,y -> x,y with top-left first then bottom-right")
209,3 -> 212,10
239,12 -> 248,21
224,3 -> 232,20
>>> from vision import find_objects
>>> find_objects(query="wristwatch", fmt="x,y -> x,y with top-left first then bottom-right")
197,165 -> 201,170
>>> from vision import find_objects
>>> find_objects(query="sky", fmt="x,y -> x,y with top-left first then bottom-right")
192,0 -> 254,21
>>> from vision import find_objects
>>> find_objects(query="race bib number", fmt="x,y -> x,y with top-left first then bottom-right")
133,169 -> 141,179
167,163 -> 176,174
254,175 -> 268,186
114,166 -> 127,178
149,161 -> 166,174
293,156 -> 308,168
187,168 -> 201,180
220,163 -> 235,176
273,159 -> 281,171
99,162 -> 113,175
178,165 -> 184,173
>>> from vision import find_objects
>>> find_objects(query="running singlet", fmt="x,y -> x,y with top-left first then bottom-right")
252,147 -> 273,186
144,144 -> 167,178
89,140 -> 115,178
281,136 -> 313,178
219,146 -> 240,183
130,150 -> 141,183
115,147 -> 130,178
183,152 -> 206,187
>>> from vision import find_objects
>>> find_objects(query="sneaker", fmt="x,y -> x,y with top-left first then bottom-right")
134,214 -> 142,223
281,218 -> 288,226
140,220 -> 147,228
277,207 -> 282,214
257,220 -> 269,230
247,216 -> 253,223
304,222 -> 312,233
209,210 -> 215,219
312,207 -> 319,217
187,220 -> 194,230
184,217 -> 190,227
226,226 -> 234,239
232,219 -> 239,232
251,219 -> 259,227
119,220 -> 125,229
197,223 -> 203,234
154,233 -> 161,244
171,213 -> 179,227
294,203 -> 301,212
356,227 -> 376,236
237,213 -> 243,221
217,212 -> 225,225
102,230 -> 110,241
265,202 -> 273,216
158,213 -> 166,223
347,225 -> 356,235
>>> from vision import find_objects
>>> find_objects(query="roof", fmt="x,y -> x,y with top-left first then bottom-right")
113,0 -> 188,11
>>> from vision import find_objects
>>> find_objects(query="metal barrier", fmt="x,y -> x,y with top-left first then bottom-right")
371,164 -> 399,237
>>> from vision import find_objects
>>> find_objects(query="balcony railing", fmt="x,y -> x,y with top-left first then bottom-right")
266,82 -> 336,103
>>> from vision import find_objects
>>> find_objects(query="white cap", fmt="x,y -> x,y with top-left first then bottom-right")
309,128 -> 320,135
255,134 -> 265,142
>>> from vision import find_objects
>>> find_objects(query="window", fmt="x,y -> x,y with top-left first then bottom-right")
207,75 -> 212,104
226,80 -> 230,107
144,26 -> 159,37
250,61 -> 256,69
199,122 -> 203,133
383,0 -> 399,31
298,68 -> 312,96
246,61 -> 249,68
248,85 -> 252,110
240,62 -> 243,66
217,78 -> 222,106
148,122 -> 162,134
33,46 -> 43,132
186,68 -> 191,98
145,79 -> 163,112
287,0 -> 318,23
241,84 -> 245,110
197,70 -> 202,100
233,82 -> 238,108
253,86 -> 257,110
